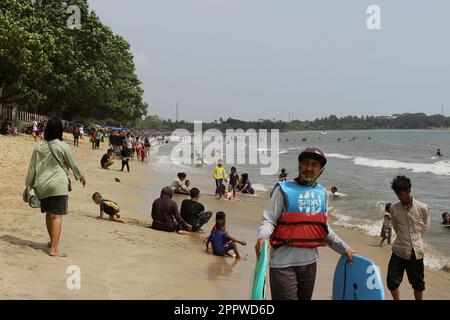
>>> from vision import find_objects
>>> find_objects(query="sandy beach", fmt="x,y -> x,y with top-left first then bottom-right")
0,133 -> 449,300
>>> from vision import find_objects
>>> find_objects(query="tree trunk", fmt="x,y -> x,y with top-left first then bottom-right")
0,82 -> 4,116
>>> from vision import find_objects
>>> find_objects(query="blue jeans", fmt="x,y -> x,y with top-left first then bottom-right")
215,179 -> 224,195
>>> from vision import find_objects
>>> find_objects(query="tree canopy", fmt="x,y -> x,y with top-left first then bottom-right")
133,113 -> 450,132
0,0 -> 148,123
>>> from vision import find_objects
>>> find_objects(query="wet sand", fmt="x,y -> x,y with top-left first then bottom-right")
0,133 -> 449,299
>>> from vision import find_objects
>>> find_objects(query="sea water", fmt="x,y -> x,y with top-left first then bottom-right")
150,130 -> 450,270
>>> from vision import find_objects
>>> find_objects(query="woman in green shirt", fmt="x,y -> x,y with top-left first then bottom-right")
26,118 -> 86,257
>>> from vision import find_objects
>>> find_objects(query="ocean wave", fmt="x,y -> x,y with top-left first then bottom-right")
353,158 -> 450,176
331,211 -> 382,237
330,210 -> 450,270
326,153 -> 354,160
153,155 -> 197,171
330,192 -> 347,198
326,153 -> 450,176
256,148 -> 281,152
252,183 -> 270,192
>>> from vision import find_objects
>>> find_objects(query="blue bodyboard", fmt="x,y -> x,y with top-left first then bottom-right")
332,254 -> 385,300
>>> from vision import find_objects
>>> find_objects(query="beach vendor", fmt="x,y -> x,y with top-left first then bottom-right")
255,148 -> 355,300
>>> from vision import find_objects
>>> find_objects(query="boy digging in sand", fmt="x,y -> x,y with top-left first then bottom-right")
92,192 -> 125,223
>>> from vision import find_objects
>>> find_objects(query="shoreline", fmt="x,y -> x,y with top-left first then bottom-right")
147,152 -> 450,300
0,133 -> 449,299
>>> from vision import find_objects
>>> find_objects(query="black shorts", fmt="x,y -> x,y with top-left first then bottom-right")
40,196 -> 68,215
387,252 -> 425,292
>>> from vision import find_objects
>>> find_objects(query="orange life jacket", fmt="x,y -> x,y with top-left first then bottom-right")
270,181 -> 329,248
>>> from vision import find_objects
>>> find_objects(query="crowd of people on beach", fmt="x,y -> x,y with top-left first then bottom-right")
10,117 -> 446,300
21,117 -> 174,257
213,161 -> 255,199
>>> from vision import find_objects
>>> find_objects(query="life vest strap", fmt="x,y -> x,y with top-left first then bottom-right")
271,237 -> 328,248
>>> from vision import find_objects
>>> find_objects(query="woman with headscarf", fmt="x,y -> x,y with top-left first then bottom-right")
151,187 -> 192,235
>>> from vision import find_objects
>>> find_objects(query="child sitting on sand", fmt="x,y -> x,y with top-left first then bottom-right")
184,179 -> 191,192
172,172 -> 190,195
218,184 -> 241,202
205,211 -> 246,259
92,192 -> 125,223
380,203 -> 392,246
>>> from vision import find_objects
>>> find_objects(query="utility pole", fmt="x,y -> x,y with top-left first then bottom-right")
176,102 -> 179,123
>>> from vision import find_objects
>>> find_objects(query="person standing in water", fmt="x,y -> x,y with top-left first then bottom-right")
380,203 -> 392,247
279,168 -> 288,182
213,160 -> 228,196
228,167 -> 239,199
255,148 -> 355,300
442,212 -> 450,225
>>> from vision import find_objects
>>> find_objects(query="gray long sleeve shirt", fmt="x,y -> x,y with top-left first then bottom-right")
257,183 -> 350,268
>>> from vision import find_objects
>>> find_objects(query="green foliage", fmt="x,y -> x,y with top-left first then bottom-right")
0,0 -> 147,121
142,113 -> 450,132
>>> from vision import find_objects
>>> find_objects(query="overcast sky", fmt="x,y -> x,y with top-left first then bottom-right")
88,0 -> 450,122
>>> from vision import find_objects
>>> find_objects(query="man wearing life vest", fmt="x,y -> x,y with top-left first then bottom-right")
256,148 -> 355,300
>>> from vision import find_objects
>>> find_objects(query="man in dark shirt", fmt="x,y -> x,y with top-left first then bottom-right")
100,149 -> 115,169
151,187 -> 192,235
180,188 -> 212,232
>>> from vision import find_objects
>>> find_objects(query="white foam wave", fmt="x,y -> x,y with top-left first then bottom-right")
331,211 -> 450,270
330,192 -> 347,198
154,155 -> 195,171
279,150 -> 288,154
326,153 -> 450,176
326,153 -> 354,160
332,212 -> 382,237
353,158 -> 450,176
256,148 -> 281,152
252,183 -> 270,192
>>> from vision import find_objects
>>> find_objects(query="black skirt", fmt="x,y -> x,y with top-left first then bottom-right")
40,195 -> 68,215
